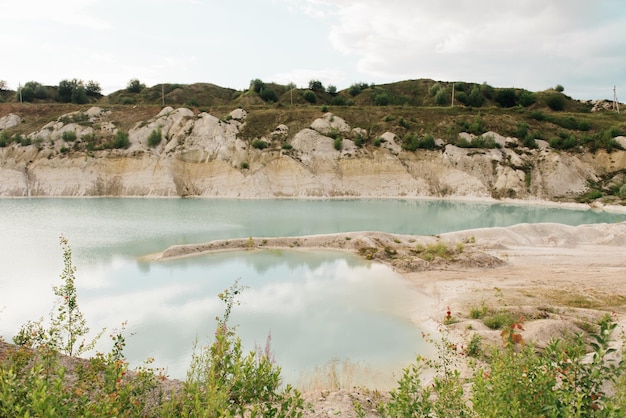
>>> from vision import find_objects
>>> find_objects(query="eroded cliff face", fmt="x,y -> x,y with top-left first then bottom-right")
0,106 -> 624,199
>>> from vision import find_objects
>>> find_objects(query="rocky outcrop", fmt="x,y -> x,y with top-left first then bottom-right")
0,106 -> 625,199
0,113 -> 23,130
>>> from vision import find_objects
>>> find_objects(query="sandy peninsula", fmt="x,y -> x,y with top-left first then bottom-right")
144,219 -> 626,416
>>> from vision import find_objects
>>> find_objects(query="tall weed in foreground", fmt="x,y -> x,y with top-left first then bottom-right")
13,235 -> 102,356
380,313 -> 626,417
161,280 -> 306,417
1,236 -> 163,416
379,327 -> 472,417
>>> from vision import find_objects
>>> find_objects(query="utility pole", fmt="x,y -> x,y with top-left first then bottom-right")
451,83 -> 455,108
614,86 -> 620,114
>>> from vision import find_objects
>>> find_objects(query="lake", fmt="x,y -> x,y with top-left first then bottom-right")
0,198 -> 623,387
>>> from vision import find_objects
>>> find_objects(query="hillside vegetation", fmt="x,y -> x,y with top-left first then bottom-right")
0,78 -> 625,203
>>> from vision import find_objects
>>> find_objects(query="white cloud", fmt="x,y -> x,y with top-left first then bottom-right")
6,0 -> 110,29
295,0 -> 626,98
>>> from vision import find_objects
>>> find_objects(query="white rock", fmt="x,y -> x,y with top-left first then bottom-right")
0,113 -> 23,130
310,113 -> 351,135
380,132 -> 401,155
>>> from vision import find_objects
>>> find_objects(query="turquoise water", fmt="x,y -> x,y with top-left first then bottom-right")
0,198 -> 623,385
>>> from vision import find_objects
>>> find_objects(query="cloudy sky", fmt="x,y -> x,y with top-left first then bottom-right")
1,0 -> 625,100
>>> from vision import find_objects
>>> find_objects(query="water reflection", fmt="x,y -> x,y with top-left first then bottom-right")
78,250 -> 426,385
1,198 -> 623,387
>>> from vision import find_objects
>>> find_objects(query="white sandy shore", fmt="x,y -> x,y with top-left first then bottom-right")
147,216 -> 626,417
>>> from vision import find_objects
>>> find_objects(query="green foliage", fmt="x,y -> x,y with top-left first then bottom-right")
281,143 -> 293,150
546,93 -> 566,111
3,321 -> 164,417
412,241 -> 461,261
85,80 -> 102,97
18,81 -> 50,102
126,78 -> 145,93
14,236 -> 100,357
251,139 -> 268,149
2,246 -> 304,417
460,115 -> 486,135
112,131 -> 130,149
308,79 -> 324,92
555,84 -> 565,92
260,87 -> 278,103
379,329 -> 471,417
249,78 -> 265,93
435,88 -> 450,106
549,133 -> 578,150
482,311 -> 515,330
517,90 -> 536,107
303,90 -> 316,103
331,95 -> 347,106
403,133 -> 436,151
530,110 -> 546,121
321,105 -> 329,113
147,128 -> 162,147
240,161 -> 249,169
495,88 -> 518,107
374,93 -> 390,106
162,281 -> 305,416
0,131 -> 9,147
57,79 -> 89,104
466,86 -> 485,107
326,84 -> 337,95
62,130 -> 77,142
380,315 -> 626,417
334,136 -> 343,151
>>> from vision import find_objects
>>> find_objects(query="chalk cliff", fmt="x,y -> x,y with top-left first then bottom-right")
1,107 -> 625,200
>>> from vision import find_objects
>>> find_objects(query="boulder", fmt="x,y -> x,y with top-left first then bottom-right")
0,113 -> 24,130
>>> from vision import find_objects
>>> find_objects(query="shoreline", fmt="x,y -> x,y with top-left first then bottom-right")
147,221 -> 626,356
2,194 -> 626,214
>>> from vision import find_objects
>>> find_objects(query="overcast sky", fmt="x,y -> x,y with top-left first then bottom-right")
1,0 -> 625,100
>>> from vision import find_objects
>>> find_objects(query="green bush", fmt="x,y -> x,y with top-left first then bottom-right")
482,311 -> 515,329
549,134 -> 578,150
466,86 -> 485,107
381,315 -> 626,416
259,87 -> 278,103
374,93 -> 390,106
333,137 -> 342,151
403,133 -> 436,151
126,78 -> 145,93
112,131 -> 130,149
435,88 -> 450,106
303,90 -> 316,103
546,93 -> 566,111
251,139 -> 268,149
495,88 -> 518,107
147,128 -> 162,147
308,80 -> 324,92
62,131 -> 77,142
518,90 -> 536,107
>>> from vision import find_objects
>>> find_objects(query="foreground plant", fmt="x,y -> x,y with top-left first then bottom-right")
161,279 -> 306,417
380,313 -> 626,417
13,235 -> 102,356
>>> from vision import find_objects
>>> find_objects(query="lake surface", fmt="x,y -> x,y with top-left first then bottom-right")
0,198 -> 624,387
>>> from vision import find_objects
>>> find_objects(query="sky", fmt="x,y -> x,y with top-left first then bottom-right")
1,0 -> 625,100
